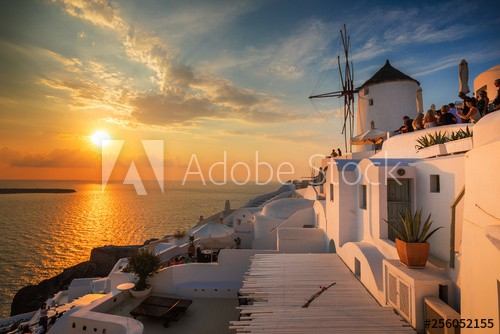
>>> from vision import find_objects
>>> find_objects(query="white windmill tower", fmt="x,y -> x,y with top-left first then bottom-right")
356,60 -> 420,143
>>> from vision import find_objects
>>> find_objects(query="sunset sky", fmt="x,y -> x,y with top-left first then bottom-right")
0,0 -> 498,182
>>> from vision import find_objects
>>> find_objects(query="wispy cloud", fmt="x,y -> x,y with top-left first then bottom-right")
49,0 -> 312,128
206,19 -> 335,80
410,46 -> 500,77
349,2 -> 475,63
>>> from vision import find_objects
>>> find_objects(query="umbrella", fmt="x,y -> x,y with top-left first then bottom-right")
416,86 -> 424,114
190,223 -> 234,261
459,59 -> 470,94
351,121 -> 388,153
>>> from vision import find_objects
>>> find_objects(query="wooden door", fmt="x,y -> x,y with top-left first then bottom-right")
387,179 -> 411,241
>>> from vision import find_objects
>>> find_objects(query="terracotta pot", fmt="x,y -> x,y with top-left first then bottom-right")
395,238 -> 430,267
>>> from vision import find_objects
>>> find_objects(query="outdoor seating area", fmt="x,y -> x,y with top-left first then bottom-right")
104,295 -> 239,333
129,296 -> 192,328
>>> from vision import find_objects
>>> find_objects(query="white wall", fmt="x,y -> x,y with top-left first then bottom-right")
411,155 -> 465,261
459,113 -> 500,332
232,207 -> 260,248
252,207 -> 315,250
150,249 -> 277,299
277,228 -> 328,253
324,160 -> 359,249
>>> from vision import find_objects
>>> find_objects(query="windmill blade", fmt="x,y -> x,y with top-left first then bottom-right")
308,91 -> 344,99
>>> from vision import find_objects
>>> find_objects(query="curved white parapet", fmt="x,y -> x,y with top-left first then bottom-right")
65,292 -> 143,334
472,111 -> 500,148
376,123 -> 474,159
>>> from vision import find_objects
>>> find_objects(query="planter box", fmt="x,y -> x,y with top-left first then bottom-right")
417,144 -> 447,158
444,137 -> 473,155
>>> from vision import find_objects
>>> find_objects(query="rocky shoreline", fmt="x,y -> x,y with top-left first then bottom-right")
10,244 -> 143,316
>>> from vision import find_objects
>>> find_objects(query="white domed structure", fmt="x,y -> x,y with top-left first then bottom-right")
261,198 -> 313,220
356,60 -> 420,148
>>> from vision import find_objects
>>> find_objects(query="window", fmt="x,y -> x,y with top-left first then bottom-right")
364,88 -> 369,95
369,99 -> 374,106
329,183 -> 334,202
430,175 -> 440,193
354,258 -> 361,277
359,185 -> 367,209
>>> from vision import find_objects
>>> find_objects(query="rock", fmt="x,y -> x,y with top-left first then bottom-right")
10,245 -> 140,316
89,245 -> 142,274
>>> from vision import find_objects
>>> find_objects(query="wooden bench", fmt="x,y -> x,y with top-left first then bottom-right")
130,296 -> 192,327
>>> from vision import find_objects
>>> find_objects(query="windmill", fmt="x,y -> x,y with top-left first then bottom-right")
309,24 -> 357,153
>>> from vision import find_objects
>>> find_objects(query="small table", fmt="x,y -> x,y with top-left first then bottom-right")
117,282 -> 135,292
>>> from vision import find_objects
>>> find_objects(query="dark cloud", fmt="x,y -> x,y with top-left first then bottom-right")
130,92 -> 214,125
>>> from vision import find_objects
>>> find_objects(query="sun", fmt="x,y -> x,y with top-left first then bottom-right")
91,130 -> 111,147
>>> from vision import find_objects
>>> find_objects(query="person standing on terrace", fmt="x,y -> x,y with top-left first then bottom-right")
439,105 -> 457,125
398,116 -> 414,133
423,109 -> 437,128
448,103 -> 461,123
492,79 -> 500,112
457,98 -> 482,123
477,90 -> 489,116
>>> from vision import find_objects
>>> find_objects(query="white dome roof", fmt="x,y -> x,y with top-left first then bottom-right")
261,198 -> 313,219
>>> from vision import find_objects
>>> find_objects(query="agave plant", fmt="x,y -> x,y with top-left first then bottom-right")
415,134 -> 431,150
428,131 -> 448,145
415,131 -> 449,150
450,127 -> 473,141
386,208 -> 442,243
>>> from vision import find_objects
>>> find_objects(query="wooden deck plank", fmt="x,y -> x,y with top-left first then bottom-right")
231,254 -> 415,333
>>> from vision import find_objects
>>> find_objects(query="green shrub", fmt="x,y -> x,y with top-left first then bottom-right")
124,250 -> 161,291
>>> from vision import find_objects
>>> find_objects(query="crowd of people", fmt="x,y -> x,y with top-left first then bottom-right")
399,78 -> 500,134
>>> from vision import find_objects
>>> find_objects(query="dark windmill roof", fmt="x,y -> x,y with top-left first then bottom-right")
357,60 -> 419,90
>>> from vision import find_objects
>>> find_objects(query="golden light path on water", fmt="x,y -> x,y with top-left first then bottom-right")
0,181 -> 277,317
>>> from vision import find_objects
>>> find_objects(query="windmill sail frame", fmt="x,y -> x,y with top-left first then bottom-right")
309,24 -> 357,153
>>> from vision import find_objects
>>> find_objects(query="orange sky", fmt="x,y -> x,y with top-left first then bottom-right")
1,1 -> 498,182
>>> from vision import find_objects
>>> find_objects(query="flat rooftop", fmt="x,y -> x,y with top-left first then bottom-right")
106,295 -> 239,334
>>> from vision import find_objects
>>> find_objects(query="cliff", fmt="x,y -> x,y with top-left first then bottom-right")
10,245 -> 141,316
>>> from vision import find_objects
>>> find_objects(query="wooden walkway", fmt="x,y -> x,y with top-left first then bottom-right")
230,254 -> 415,333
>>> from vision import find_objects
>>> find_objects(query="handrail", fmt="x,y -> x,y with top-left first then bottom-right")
449,186 -> 465,268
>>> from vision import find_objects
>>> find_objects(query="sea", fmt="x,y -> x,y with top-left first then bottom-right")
0,180 -> 278,318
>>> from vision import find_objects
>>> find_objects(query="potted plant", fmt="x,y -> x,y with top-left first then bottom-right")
386,208 -> 442,267
124,249 -> 161,297
188,235 -> 196,256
